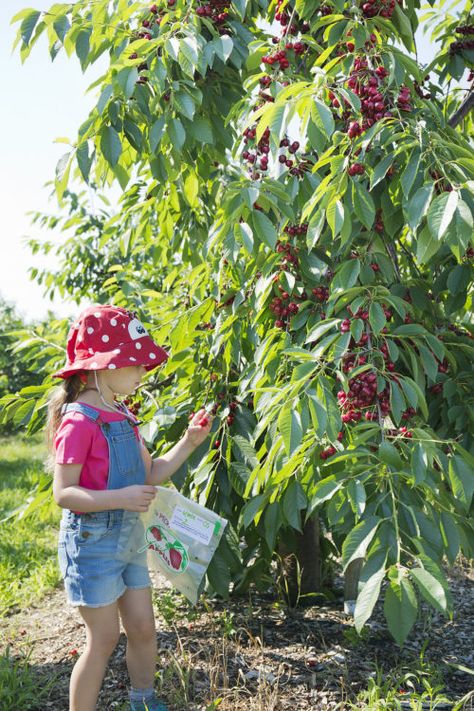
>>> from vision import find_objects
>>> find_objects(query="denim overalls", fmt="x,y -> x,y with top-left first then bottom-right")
57,402 -> 151,607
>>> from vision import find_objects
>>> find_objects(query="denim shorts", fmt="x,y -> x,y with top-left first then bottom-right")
58,510 -> 151,608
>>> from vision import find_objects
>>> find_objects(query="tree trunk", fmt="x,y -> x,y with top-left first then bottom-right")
278,514 -> 322,607
344,557 -> 364,615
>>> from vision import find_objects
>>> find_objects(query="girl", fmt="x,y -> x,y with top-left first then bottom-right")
47,304 -> 213,711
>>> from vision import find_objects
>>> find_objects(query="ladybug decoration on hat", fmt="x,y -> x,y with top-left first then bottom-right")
53,304 -> 169,379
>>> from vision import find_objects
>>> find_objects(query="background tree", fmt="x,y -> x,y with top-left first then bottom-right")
5,0 -> 474,645
0,296 -> 46,432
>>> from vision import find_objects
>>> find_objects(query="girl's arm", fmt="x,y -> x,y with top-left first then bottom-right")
143,408 -> 214,486
53,463 -> 157,512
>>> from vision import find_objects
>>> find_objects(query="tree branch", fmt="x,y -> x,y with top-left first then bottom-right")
448,91 -> 474,128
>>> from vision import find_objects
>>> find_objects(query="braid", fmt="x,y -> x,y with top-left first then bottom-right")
44,374 -> 83,472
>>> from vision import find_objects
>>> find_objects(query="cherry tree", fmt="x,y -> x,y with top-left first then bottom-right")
6,0 -> 474,643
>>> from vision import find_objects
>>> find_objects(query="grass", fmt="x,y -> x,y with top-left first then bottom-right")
0,645 -> 58,708
0,433 -> 61,615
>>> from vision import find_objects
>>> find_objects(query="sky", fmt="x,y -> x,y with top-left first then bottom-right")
0,1 -> 436,324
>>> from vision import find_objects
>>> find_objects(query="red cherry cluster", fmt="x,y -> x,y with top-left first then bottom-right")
196,0 -> 231,32
137,2 -> 176,39
449,37 -> 474,55
374,210 -> 384,233
348,162 -> 365,176
320,445 -> 337,460
312,285 -> 329,302
284,222 -> 308,237
278,138 -> 312,176
386,426 -> 413,438
269,289 -> 300,329
345,59 -> 396,134
437,358 -> 449,373
123,398 -> 141,417
226,400 -> 239,425
397,85 -> 413,112
360,0 -> 397,19
430,170 -> 453,194
337,369 -> 386,423
275,239 -> 301,273
456,24 -> 474,34
242,125 -> 271,175
273,0 -> 310,35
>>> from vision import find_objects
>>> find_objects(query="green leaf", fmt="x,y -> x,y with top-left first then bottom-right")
326,199 -> 344,238
427,191 -> 459,240
312,99 -> 335,137
332,259 -> 360,290
342,516 -> 380,572
75,29 -> 90,69
411,443 -> 427,484
379,441 -> 403,469
100,126 -> 122,167
392,324 -> 427,336
401,149 -> 420,199
180,36 -> 199,66
242,495 -> 265,528
406,184 -> 433,231
20,10 -> 41,45
440,512 -> 460,564
354,566 -> 386,632
183,171 -> 199,207
187,116 -> 214,144
264,501 -> 281,552
168,118 -> 185,149
307,392 -> 328,438
282,480 -> 307,531
150,116 -> 165,152
76,141 -> 92,183
353,182 -> 375,230
123,119 -> 142,151
277,406 -> 303,457
369,302 -> 386,333
215,35 -> 233,62
174,92 -> 196,120
416,225 -> 439,263
384,576 -> 418,646
390,380 -> 405,426
305,319 -> 339,344
370,153 -> 394,190
251,210 -> 277,250
347,479 -> 366,517
235,222 -> 254,253
447,264 -> 471,296
448,456 -> 474,510
410,567 -> 448,614
308,475 -> 342,514
53,14 -> 70,42
306,210 -> 325,250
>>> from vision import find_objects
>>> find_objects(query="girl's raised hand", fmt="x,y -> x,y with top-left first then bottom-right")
185,408 -> 214,448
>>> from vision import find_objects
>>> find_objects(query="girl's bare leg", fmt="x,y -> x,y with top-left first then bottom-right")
118,587 -> 157,691
70,602 -> 121,711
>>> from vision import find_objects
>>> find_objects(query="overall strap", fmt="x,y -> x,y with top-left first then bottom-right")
61,402 -> 103,424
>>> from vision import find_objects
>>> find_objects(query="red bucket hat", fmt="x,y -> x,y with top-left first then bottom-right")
53,304 -> 169,379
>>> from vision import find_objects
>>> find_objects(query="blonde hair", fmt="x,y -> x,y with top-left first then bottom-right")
45,374 -> 83,472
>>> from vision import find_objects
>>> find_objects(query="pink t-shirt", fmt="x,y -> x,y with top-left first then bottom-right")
54,402 -> 144,490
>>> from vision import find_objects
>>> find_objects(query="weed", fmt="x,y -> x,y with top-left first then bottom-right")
0,645 -> 57,709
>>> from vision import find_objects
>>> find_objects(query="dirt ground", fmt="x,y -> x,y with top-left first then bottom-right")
1,563 -> 473,711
